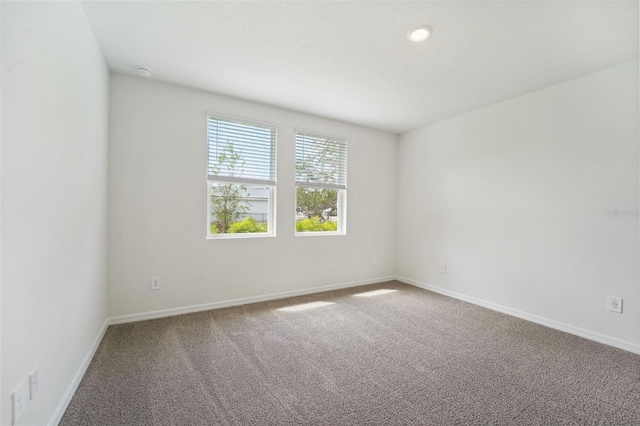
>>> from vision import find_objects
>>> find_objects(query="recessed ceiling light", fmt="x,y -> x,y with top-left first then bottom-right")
137,67 -> 152,77
408,25 -> 432,42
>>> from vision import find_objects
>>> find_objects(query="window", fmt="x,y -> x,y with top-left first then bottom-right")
295,131 -> 347,234
207,115 -> 276,238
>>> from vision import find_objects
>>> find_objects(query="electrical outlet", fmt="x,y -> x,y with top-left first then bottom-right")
12,382 -> 27,425
150,276 -> 161,290
439,263 -> 446,273
607,296 -> 622,313
29,369 -> 39,400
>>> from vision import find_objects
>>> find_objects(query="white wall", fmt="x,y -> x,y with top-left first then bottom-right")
0,1 -> 3,423
397,60 -> 640,348
108,74 -> 397,317
1,2 -> 109,425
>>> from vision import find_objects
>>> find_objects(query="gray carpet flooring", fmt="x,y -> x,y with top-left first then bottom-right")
61,281 -> 640,425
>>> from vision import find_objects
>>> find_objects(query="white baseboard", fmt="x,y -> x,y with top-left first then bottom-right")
109,276 -> 396,325
396,275 -> 640,355
48,317 -> 110,426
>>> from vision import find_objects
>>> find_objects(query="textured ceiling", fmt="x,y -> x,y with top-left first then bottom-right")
81,1 -> 638,134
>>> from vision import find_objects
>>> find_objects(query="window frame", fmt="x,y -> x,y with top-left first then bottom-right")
206,113 -> 278,239
294,129 -> 348,236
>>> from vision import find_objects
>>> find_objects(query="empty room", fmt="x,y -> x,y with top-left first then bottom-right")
2,1 -> 639,425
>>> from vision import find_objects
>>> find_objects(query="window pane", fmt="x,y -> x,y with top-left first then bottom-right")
295,132 -> 347,189
210,183 -> 270,235
295,187 -> 340,232
208,117 -> 276,184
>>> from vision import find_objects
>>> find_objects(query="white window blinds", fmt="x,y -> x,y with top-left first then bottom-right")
295,132 -> 347,190
207,116 -> 277,185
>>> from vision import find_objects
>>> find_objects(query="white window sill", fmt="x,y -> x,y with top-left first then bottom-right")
295,231 -> 346,237
207,233 -> 275,240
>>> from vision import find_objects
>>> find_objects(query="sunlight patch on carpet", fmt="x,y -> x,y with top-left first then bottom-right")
278,301 -> 335,312
353,289 -> 398,297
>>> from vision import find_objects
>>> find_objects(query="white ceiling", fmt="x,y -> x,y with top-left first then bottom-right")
81,1 -> 639,134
